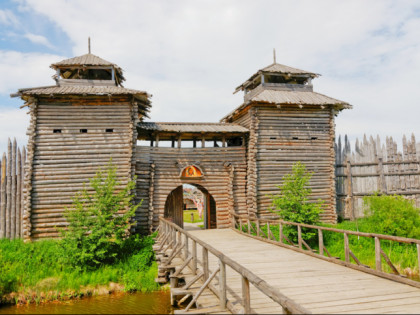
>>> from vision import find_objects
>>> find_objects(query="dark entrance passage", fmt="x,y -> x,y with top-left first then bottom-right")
164,184 -> 216,229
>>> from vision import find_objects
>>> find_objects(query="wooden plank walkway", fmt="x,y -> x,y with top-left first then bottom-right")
188,228 -> 420,314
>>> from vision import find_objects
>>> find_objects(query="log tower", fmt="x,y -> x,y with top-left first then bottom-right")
13,53 -> 151,240
221,62 -> 351,223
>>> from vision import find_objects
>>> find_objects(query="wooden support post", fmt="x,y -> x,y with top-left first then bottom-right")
239,219 -> 242,232
279,223 -> 283,243
417,244 -> 420,276
222,136 -> 226,148
192,240 -> 197,275
202,247 -> 209,280
267,222 -> 270,240
242,276 -> 251,314
256,219 -> 260,237
201,136 -> 205,148
219,259 -> 227,310
344,233 -> 350,263
184,234 -> 189,260
193,138 -> 197,148
0,155 -> 5,238
346,160 -> 355,220
298,225 -> 302,249
247,219 -> 251,234
375,237 -> 382,271
318,228 -> 324,256
155,134 -> 159,147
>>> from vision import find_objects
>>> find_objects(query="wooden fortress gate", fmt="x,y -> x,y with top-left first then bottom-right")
134,122 -> 248,233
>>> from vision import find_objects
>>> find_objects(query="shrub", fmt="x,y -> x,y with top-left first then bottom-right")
60,162 -> 141,269
271,162 -> 323,242
363,194 -> 420,239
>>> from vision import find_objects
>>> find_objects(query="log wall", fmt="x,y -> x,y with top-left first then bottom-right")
134,146 -> 247,233
0,139 -> 26,239
26,98 -> 136,240
336,134 -> 420,218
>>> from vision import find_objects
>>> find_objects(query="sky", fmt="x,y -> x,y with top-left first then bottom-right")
0,0 -> 420,154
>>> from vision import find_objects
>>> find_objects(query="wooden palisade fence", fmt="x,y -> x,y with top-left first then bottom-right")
336,134 -> 420,219
233,214 -> 420,288
0,138 -> 26,239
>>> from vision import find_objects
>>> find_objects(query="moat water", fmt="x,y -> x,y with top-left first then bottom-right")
0,291 -> 173,314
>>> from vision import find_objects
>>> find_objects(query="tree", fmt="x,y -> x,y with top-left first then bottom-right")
271,161 -> 323,242
60,162 -> 140,269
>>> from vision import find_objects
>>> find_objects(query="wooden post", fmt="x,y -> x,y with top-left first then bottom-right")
219,259 -> 227,310
256,219 -> 260,237
344,233 -> 350,263
242,276 -> 251,314
222,136 -> 226,148
298,225 -> 302,249
417,244 -> 420,276
279,223 -> 283,243
375,237 -> 382,271
6,140 -> 11,239
346,160 -> 355,220
267,222 -> 270,240
0,155 -> 5,238
201,136 -> 205,148
247,219 -> 251,234
184,234 -> 189,260
155,134 -> 159,147
192,240 -> 197,275
239,219 -> 242,232
318,228 -> 324,256
177,136 -> 182,148
16,148 -> 21,238
202,247 -> 209,280
11,139 -> 16,238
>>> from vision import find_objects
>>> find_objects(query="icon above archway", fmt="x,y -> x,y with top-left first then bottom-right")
180,165 -> 203,178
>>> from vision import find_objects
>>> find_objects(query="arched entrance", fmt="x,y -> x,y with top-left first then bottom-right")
164,184 -> 216,230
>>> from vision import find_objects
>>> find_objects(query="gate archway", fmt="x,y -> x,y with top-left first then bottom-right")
164,184 -> 216,230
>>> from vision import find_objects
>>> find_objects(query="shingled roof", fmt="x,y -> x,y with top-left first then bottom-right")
221,89 -> 351,122
51,53 -> 125,83
235,62 -> 319,93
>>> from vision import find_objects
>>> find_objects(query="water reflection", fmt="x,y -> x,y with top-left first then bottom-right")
0,291 -> 172,314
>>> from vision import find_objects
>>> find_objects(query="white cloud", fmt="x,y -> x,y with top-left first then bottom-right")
0,108 -> 29,154
2,0 -> 420,149
0,50 -> 64,94
0,9 -> 19,27
23,33 -> 55,49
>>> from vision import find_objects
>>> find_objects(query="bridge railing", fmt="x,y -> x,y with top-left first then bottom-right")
233,214 -> 420,289
158,217 -> 311,314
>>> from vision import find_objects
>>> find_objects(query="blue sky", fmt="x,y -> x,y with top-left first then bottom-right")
1,0 -> 420,154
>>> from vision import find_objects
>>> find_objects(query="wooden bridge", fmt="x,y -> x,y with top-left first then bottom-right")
154,217 -> 420,314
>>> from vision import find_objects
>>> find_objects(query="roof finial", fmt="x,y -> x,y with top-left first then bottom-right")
88,37 -> 91,54
273,48 -> 276,64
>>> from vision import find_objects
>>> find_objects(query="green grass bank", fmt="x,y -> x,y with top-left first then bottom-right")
0,235 -> 161,305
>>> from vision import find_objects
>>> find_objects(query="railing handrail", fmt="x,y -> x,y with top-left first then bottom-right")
159,217 -> 311,314
233,214 -> 420,245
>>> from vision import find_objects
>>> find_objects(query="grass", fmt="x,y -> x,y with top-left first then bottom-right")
183,210 -> 203,223
0,235 -> 161,305
238,219 -> 419,279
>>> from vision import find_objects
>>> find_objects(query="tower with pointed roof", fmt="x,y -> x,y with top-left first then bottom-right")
221,61 -> 351,222
13,53 -> 151,240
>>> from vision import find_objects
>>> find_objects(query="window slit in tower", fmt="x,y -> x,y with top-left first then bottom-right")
53,129 -> 62,134
80,129 -> 88,133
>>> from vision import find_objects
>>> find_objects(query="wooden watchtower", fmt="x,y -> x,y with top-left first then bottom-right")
13,53 -> 151,240
221,61 -> 351,222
